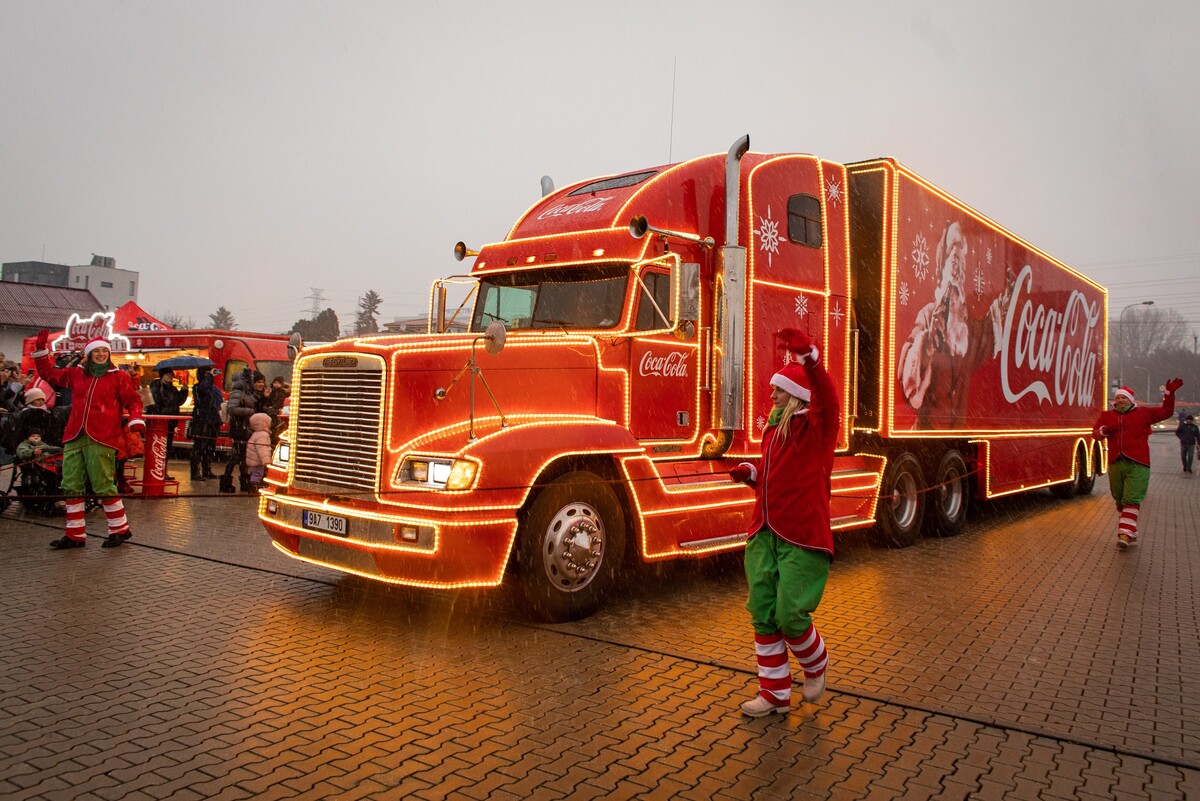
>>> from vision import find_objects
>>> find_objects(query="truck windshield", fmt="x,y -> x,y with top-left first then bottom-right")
471,265 -> 628,332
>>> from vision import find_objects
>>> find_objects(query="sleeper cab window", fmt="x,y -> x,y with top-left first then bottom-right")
787,194 -> 822,249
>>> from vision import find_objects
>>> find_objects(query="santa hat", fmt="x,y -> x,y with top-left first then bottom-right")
83,338 -> 112,357
770,362 -> 811,402
23,387 -> 47,404
1114,386 -> 1136,405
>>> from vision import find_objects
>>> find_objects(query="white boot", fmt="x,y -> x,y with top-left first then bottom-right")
740,694 -> 789,717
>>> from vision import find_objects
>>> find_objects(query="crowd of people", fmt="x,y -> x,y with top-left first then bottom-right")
0,338 -> 291,544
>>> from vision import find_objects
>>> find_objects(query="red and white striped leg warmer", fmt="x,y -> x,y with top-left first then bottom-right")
787,625 -> 828,679
1118,504 -> 1140,540
102,498 -> 130,537
64,498 -> 87,542
754,633 -> 791,707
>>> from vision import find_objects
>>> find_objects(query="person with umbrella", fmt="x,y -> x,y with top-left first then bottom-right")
189,365 -> 223,481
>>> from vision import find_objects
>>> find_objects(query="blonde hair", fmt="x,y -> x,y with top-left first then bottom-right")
774,395 -> 807,441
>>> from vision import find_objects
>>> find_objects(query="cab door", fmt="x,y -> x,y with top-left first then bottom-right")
628,267 -> 699,441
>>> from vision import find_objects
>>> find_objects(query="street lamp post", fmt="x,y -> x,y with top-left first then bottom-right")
1117,301 -> 1154,390
1133,366 -> 1150,404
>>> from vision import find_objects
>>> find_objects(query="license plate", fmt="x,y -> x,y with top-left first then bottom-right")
302,510 -> 349,537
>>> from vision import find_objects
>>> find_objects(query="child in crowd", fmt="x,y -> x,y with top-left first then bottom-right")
245,412 -> 273,495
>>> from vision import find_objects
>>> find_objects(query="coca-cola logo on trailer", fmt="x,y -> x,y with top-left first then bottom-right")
998,264 -> 1101,407
639,350 -> 690,378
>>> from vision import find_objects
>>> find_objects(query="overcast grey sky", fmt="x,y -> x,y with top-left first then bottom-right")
2,1 -> 1197,339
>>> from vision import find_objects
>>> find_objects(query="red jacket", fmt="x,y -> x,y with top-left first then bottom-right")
742,354 -> 840,556
1092,392 -> 1176,467
34,354 -> 144,450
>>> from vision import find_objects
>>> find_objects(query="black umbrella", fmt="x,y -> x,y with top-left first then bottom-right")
154,355 -> 216,371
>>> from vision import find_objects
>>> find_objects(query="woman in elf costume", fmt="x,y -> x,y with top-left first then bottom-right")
729,328 -> 839,717
1092,378 -> 1182,548
32,330 -> 145,549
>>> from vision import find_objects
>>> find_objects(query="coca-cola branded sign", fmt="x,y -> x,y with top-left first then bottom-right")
891,173 -> 1104,432
639,350 -> 690,378
52,311 -> 132,354
998,264 -> 1101,408
536,195 -> 615,220
148,428 -> 168,483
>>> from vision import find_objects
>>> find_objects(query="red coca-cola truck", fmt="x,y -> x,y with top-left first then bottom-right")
259,136 -> 1107,621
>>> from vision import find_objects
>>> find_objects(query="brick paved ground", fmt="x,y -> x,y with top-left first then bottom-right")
0,435 -> 1197,799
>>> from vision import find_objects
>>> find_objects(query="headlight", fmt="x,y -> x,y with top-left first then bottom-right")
275,441 -> 291,464
398,457 -> 478,490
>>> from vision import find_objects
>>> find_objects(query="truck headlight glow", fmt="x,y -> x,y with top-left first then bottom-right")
275,441 -> 291,464
398,457 -> 479,490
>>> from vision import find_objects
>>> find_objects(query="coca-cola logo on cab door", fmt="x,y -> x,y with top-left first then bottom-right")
639,350 -> 690,378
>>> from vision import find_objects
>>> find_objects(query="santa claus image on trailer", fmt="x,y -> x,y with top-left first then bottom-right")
896,220 -> 1010,429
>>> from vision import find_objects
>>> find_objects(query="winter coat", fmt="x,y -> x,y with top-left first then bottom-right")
245,413 -> 273,469
149,377 -> 188,415
190,373 -> 223,446
741,355 -> 840,556
33,354 -> 144,450
224,370 -> 265,440
1177,421 -> 1200,448
1092,392 -> 1177,467
16,437 -> 63,463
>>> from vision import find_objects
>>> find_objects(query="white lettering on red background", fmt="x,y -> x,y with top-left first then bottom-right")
639,351 -> 690,378
999,264 -> 1100,407
52,311 -> 132,353
536,195 -> 614,220
149,433 -> 168,482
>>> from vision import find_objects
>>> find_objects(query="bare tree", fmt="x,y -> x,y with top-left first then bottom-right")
1113,305 -> 1189,377
155,310 -> 196,330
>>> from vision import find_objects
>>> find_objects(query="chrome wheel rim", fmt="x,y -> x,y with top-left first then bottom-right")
540,501 -> 606,593
891,471 -> 918,530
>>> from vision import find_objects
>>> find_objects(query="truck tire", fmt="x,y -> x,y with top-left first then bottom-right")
518,471 -> 626,622
873,452 -> 925,548
924,450 -> 969,537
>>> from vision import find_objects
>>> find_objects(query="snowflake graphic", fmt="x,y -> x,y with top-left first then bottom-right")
826,178 -> 842,207
974,268 -> 986,299
899,282 -> 911,306
830,301 -> 844,327
911,233 -> 930,282
795,294 -> 809,317
756,414 -> 766,431
986,247 -> 994,265
754,206 -> 781,267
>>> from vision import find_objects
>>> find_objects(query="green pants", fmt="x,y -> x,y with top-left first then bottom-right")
744,529 -> 830,638
1107,457 -> 1150,507
61,435 -> 119,497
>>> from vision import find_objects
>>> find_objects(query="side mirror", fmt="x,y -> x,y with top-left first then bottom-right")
287,332 -> 303,359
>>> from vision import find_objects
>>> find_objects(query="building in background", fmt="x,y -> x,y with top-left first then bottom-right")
2,254 -> 138,311
0,283 -> 104,363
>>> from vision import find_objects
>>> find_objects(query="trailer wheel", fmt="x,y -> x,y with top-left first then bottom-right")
1051,445 -> 1092,499
1074,445 -> 1096,496
873,452 -> 925,548
923,450 -> 969,537
518,471 -> 625,623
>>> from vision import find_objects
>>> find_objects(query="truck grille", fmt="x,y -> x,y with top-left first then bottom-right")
291,360 -> 384,496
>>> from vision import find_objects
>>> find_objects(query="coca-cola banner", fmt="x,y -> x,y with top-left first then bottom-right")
891,175 -> 1105,433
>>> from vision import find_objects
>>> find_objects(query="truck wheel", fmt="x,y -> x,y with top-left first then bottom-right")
518,471 -> 625,623
873,452 -> 925,548
923,450 -> 969,537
